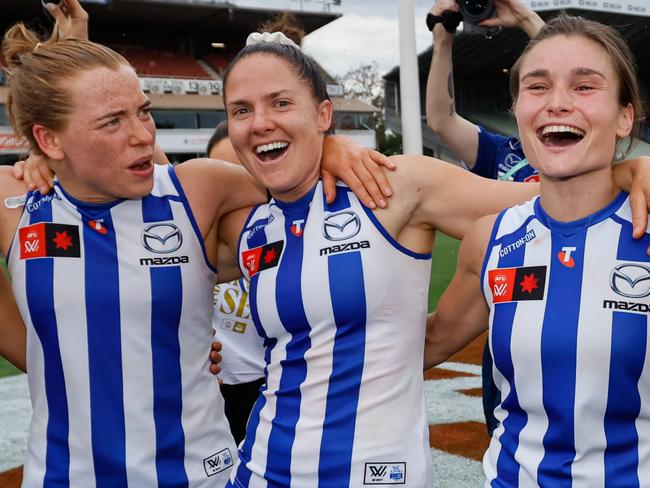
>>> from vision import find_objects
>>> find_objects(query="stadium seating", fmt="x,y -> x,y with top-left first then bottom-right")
113,46 -> 212,79
204,52 -> 230,74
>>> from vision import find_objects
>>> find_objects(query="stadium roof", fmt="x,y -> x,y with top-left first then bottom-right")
0,0 -> 340,38
384,9 -> 650,82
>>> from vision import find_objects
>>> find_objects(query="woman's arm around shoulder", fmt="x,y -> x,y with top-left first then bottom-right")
388,154 -> 538,240
424,213 -> 496,369
174,158 -> 266,239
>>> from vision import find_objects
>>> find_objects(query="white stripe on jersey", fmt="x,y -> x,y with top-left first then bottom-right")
570,220 -> 619,487
234,181 -> 433,488
51,201 -> 97,488
9,164 -> 236,488
244,210 -> 288,483
111,201 -> 158,486
482,193 -> 650,488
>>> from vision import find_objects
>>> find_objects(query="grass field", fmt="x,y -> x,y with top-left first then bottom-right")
429,233 -> 460,310
0,235 -> 461,380
0,255 -> 18,379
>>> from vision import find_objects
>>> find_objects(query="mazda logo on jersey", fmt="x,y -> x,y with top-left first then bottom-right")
323,211 -> 361,241
610,263 -> 650,298
488,265 -> 546,303
141,224 -> 183,254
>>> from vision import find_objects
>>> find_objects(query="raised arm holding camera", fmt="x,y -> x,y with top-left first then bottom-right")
425,0 -> 544,180
425,0 -> 545,438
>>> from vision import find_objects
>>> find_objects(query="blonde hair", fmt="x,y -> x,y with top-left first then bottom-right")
2,23 -> 129,153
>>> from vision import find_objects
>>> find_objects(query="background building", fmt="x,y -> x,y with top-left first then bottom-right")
0,0 -> 378,164
384,3 -> 650,163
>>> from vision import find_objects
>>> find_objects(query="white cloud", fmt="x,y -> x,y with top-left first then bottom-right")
303,8 -> 433,77
231,0 -> 435,77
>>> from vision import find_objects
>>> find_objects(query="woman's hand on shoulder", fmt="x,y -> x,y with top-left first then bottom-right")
321,135 -> 396,209
613,156 -> 650,239
12,153 -> 55,195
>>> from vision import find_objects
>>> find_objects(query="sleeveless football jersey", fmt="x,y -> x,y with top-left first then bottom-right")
229,181 -> 433,488
8,164 -> 236,488
213,279 -> 265,385
482,192 -> 650,487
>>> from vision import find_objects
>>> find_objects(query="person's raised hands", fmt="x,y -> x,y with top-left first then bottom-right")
478,0 -> 545,38
46,0 -> 89,41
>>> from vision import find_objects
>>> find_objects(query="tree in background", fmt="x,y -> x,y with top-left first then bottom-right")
338,63 -> 402,156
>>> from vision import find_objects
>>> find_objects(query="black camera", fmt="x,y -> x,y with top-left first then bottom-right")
458,0 -> 494,24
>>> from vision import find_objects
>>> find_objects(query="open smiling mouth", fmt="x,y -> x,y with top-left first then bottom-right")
255,141 -> 290,162
128,157 -> 153,171
537,125 -> 585,148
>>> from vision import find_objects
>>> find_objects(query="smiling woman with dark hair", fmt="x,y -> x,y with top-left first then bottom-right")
0,10 -> 395,486
212,23 -> 650,486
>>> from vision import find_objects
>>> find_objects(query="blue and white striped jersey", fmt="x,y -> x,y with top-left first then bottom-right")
230,181 -> 433,488
8,164 -> 236,488
481,192 -> 650,487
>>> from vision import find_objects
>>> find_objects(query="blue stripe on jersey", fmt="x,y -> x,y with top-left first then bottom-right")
238,204 -> 264,262
141,195 -> 189,487
150,266 -> 188,488
25,194 -> 71,487
491,224 -> 528,487
600,219 -> 650,486
604,312 -> 645,487
536,233 -> 586,487
82,212 -> 128,488
318,190 -> 367,487
264,204 -> 312,487
142,194 -> 174,222
233,272 -> 275,488
612,214 -> 650,262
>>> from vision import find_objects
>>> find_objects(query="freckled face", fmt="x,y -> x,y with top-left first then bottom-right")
225,54 -> 332,201
53,64 -> 156,202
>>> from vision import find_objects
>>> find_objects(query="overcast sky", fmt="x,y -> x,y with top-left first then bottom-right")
231,0 -> 435,77
302,0 -> 435,77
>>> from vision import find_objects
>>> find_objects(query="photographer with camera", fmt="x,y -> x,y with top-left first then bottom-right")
425,0 -> 545,437
426,0 -> 544,181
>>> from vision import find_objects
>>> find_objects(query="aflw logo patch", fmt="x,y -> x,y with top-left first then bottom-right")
364,463 -> 406,485
19,223 -> 81,260
241,240 -> 284,277
203,448 -> 233,477
489,265 -> 547,303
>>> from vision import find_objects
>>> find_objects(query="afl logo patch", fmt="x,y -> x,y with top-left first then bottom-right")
141,223 -> 183,254
19,222 -> 81,260
323,211 -> 361,241
489,265 -> 546,303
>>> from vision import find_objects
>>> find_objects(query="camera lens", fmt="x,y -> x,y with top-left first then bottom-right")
458,0 -> 494,23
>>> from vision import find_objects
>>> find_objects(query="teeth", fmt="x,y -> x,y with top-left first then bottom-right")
542,125 -> 585,137
255,141 -> 289,154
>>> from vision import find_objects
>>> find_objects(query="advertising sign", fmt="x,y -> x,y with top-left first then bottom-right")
524,0 -> 648,17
